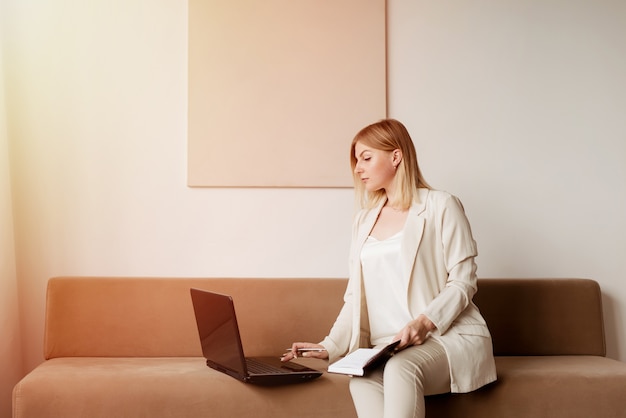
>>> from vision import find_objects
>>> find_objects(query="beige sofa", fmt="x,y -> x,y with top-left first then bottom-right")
13,277 -> 626,417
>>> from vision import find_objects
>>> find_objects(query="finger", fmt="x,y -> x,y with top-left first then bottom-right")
403,328 -> 413,345
289,343 -> 305,358
283,343 -> 304,360
302,350 -> 328,359
291,342 -> 319,357
412,332 -> 428,346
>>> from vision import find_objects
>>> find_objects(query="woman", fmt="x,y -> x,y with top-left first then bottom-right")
282,119 -> 497,418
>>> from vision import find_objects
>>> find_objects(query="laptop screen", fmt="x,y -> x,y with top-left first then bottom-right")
191,289 -> 247,376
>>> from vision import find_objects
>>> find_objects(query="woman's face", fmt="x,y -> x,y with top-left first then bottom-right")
353,141 -> 397,192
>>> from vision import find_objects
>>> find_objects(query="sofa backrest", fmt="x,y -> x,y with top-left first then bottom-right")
44,277 -> 606,359
474,278 -> 606,356
44,277 -> 347,359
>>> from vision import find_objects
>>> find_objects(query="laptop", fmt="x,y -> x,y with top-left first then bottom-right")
190,288 -> 323,385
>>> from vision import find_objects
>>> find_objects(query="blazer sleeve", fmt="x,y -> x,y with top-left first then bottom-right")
422,194 -> 479,334
319,290 -> 354,363
319,209 -> 367,362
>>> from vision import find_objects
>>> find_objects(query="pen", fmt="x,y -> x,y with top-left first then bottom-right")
285,348 -> 327,352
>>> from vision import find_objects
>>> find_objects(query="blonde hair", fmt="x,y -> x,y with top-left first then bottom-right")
350,119 -> 431,209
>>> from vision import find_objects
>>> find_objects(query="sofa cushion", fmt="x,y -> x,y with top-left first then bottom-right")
16,355 -> 626,418
426,356 -> 626,418
474,279 -> 605,356
13,357 -> 356,418
44,277 -> 347,358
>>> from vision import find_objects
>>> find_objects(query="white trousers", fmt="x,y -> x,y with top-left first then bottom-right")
349,338 -> 450,418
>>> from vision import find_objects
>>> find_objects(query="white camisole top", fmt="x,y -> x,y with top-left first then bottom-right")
360,231 -> 413,346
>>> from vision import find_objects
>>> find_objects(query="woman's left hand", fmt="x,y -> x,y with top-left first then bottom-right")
394,314 -> 437,349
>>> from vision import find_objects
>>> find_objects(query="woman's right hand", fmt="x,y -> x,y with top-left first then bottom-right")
281,342 -> 328,362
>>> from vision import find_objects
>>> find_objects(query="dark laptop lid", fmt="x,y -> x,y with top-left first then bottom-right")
190,287 -> 322,385
190,288 -> 248,380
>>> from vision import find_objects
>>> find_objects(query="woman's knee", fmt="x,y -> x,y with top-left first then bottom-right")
349,373 -> 383,397
384,354 -> 421,380
348,376 -> 361,393
383,343 -> 446,383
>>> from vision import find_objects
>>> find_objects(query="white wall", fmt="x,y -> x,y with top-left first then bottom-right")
388,0 -> 626,359
0,11 -> 23,415
2,1 -> 625,415
3,0 -> 355,379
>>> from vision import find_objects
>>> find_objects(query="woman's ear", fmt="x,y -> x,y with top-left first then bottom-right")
392,149 -> 403,167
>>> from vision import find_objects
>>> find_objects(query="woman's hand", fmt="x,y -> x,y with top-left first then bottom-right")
394,314 -> 437,349
281,342 -> 328,362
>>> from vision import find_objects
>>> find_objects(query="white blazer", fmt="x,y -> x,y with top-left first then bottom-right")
320,189 -> 497,393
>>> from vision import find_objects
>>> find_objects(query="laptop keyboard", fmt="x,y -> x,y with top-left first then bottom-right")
246,358 -> 292,374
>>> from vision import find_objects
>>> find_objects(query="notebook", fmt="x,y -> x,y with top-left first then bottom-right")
190,288 -> 323,385
327,340 -> 401,376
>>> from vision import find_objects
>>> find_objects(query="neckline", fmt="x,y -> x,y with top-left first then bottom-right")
368,230 -> 403,242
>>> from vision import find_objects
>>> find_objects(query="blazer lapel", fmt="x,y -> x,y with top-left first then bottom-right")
348,201 -> 385,351
354,200 -> 385,255
355,190 -> 430,283
401,189 -> 429,286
